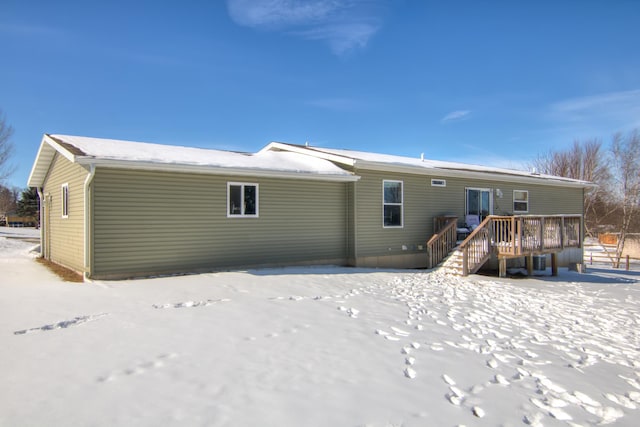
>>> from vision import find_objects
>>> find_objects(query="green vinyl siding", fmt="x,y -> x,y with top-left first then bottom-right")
352,169 -> 584,260
42,153 -> 88,272
92,168 -> 348,277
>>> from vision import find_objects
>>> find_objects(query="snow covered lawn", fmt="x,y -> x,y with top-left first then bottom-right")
2,228 -> 640,426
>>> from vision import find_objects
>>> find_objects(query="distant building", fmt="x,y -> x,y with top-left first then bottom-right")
3,211 -> 37,227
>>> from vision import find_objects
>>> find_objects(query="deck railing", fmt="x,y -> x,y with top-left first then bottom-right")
492,215 -> 582,257
459,216 -> 493,275
426,216 -> 458,269
459,214 -> 582,275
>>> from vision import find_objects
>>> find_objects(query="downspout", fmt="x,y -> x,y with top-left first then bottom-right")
353,176 -> 358,266
36,188 -> 44,257
83,164 -> 96,281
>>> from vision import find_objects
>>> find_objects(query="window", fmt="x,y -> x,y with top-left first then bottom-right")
431,179 -> 446,187
228,183 -> 258,217
61,183 -> 69,218
383,180 -> 403,227
513,190 -> 529,213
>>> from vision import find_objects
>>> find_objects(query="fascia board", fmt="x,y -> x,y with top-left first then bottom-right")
353,161 -> 593,189
27,141 -> 53,187
77,158 -> 360,182
43,134 -> 77,163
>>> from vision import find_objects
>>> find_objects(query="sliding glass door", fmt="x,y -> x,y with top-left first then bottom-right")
466,188 -> 492,221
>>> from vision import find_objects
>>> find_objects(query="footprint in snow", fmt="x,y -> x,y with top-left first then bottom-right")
442,374 -> 455,385
390,326 -> 410,337
472,406 -> 485,418
14,313 -> 109,335
493,374 -> 509,385
573,390 -> 601,407
153,298 -> 230,309
404,367 -> 416,379
98,353 -> 177,383
583,405 -> 624,424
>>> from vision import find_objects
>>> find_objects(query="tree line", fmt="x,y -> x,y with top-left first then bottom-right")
530,129 -> 640,267
1,109 -> 39,224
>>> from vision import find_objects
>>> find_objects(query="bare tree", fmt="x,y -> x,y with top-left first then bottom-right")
530,139 -> 611,236
0,184 -> 18,213
0,109 -> 15,183
609,130 -> 640,267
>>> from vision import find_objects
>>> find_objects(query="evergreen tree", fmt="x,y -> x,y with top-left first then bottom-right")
17,188 -> 39,222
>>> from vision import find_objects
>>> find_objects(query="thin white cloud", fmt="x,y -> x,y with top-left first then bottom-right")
227,0 -> 339,27
226,0 -> 383,55
546,89 -> 640,137
297,22 -> 378,55
550,89 -> 640,121
441,110 -> 471,123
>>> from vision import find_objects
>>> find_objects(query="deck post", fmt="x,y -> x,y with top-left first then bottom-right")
462,247 -> 468,276
551,253 -> 558,276
499,258 -> 507,278
526,254 -> 533,276
512,217 -> 517,255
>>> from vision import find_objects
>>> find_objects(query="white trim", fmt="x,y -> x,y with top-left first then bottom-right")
382,179 -> 403,228
227,182 -> 259,218
61,183 -> 69,218
75,158 -> 359,182
355,161 -> 592,188
513,189 -> 529,213
84,165 -> 96,279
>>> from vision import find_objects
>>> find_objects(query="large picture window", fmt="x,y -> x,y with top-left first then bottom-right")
383,180 -> 403,227
61,183 -> 69,218
513,190 -> 529,213
228,183 -> 258,217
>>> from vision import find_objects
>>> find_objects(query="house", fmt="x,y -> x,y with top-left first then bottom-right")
4,212 -> 37,227
28,134 -> 592,280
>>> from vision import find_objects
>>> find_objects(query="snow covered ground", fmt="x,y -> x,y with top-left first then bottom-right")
2,227 -> 640,427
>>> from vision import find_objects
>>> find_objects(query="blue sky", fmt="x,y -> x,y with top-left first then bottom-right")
2,0 -> 640,189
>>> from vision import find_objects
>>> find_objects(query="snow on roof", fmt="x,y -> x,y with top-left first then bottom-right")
28,135 -> 356,186
298,145 -> 593,186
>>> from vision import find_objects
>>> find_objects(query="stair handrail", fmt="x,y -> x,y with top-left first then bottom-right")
426,216 -> 458,269
459,216 -> 493,276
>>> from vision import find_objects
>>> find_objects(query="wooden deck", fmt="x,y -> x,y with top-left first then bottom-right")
428,215 -> 583,277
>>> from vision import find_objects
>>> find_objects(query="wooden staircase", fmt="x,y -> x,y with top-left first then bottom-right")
438,246 -> 465,275
427,214 -> 583,277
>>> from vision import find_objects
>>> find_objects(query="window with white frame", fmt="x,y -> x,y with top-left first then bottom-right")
228,183 -> 258,217
61,183 -> 69,218
383,180 -> 403,227
513,190 -> 529,213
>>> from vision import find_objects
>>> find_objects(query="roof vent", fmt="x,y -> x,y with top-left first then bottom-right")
420,152 -> 424,161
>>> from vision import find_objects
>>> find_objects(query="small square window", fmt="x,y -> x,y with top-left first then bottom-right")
61,183 -> 69,218
228,183 -> 259,217
513,190 -> 529,213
